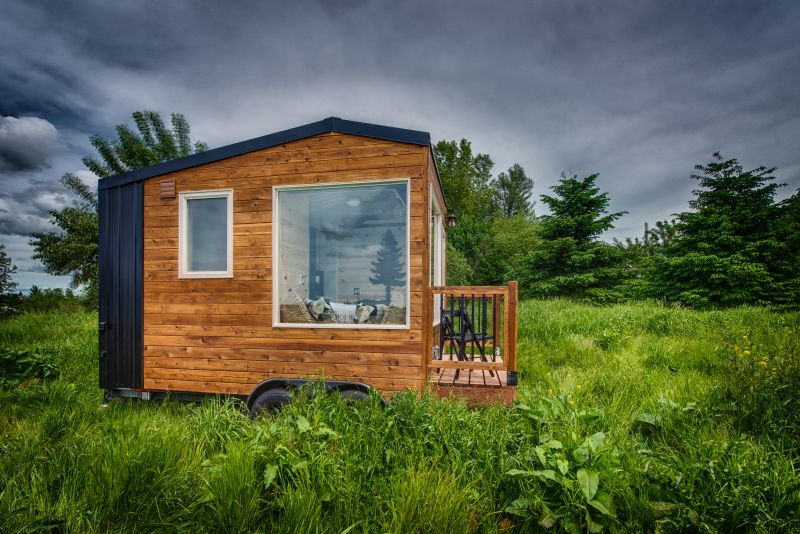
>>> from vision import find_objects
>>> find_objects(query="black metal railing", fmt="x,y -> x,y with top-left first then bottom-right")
439,293 -> 498,369
429,283 -> 518,386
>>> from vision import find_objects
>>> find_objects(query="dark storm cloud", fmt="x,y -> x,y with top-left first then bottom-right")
1,0 -> 799,286
0,179 -> 69,236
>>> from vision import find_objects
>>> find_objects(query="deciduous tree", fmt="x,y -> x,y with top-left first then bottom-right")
432,139 -> 495,219
30,111 -> 207,302
493,163 -> 534,217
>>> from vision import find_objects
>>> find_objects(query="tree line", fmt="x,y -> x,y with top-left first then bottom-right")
1,111 -> 798,311
437,140 -> 800,309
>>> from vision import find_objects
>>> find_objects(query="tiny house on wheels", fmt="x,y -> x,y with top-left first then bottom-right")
98,117 -> 518,415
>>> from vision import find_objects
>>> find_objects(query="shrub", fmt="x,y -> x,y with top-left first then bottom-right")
0,348 -> 57,390
504,397 -> 623,533
715,326 -> 800,438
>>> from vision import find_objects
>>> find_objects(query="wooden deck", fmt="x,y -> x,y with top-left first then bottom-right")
429,354 -> 517,405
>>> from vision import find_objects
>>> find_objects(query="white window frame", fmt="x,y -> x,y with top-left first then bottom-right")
431,185 -> 445,326
178,189 -> 233,279
272,178 -> 412,330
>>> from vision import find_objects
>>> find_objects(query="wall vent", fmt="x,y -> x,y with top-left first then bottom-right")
159,180 -> 176,199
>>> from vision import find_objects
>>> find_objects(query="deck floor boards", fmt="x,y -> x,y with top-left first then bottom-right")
430,354 -> 508,388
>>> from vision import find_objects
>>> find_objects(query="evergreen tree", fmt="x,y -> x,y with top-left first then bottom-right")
613,220 -> 675,273
613,220 -> 676,299
493,163 -> 534,217
30,111 -> 207,302
0,243 -> 17,295
645,153 -> 796,308
648,219 -> 677,249
513,172 -> 626,301
369,230 -> 406,304
0,243 -> 19,316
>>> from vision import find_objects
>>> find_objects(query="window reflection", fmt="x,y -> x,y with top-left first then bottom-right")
277,182 -> 408,326
187,197 -> 228,272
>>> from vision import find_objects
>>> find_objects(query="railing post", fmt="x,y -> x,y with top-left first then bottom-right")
505,281 -> 518,385
422,286 -> 433,395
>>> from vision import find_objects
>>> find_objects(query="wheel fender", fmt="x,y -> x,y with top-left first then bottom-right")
329,381 -> 386,406
246,378 -> 305,412
246,378 -> 385,411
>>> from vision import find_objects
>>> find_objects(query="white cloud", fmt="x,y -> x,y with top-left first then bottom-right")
0,115 -> 63,172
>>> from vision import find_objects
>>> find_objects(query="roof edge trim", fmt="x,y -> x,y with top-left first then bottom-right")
98,117 -> 430,190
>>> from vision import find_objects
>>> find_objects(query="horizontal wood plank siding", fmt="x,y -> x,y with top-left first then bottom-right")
142,132 -> 426,395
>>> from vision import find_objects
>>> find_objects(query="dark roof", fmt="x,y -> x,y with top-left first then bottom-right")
98,117 -> 432,190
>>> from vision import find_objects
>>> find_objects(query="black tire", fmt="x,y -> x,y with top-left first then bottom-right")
339,388 -> 370,403
249,388 -> 292,419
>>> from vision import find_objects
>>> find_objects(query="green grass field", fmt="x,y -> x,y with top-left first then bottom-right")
1,301 -> 798,533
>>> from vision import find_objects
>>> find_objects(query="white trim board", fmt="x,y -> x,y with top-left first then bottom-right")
178,189 -> 234,279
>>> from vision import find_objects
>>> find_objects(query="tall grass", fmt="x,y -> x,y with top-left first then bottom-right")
0,303 -> 798,532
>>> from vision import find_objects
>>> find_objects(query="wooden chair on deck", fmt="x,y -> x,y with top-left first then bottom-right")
439,295 -> 496,381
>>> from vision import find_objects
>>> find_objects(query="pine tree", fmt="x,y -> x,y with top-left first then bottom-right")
0,243 -> 17,295
646,153 -> 796,307
369,230 -> 406,304
513,172 -> 626,301
30,111 -> 207,302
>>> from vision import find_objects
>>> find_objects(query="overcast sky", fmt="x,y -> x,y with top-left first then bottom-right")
1,0 -> 799,291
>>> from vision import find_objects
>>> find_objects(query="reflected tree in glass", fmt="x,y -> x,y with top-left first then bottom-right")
369,229 -> 406,304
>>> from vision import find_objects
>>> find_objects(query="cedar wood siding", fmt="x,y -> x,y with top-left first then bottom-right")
142,132 -> 433,395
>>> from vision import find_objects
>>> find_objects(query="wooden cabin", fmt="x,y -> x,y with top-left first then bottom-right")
98,117 -> 518,412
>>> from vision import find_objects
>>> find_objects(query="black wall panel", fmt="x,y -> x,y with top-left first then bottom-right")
98,181 -> 144,389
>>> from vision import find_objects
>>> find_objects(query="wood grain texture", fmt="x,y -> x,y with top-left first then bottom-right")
146,375 -> 420,396
431,286 -> 510,296
142,132 -> 427,394
506,280 -> 519,372
432,385 -> 517,406
420,147 -> 432,392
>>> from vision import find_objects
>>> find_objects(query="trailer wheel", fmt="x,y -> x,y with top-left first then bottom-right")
250,388 -> 291,419
339,388 -> 370,403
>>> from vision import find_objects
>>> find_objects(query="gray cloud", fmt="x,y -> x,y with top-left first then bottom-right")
0,0 -> 798,287
0,179 -> 69,236
0,115 -> 63,172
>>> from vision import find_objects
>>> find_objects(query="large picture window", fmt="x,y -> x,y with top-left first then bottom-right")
179,190 -> 233,278
274,181 -> 409,327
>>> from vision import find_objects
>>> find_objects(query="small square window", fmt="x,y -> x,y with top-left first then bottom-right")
179,190 -> 233,278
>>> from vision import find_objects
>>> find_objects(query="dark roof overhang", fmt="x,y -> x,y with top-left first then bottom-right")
98,116 -> 431,190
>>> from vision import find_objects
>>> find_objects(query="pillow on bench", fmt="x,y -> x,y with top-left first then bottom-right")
286,296 -> 406,326
280,293 -> 315,323
306,297 -> 336,322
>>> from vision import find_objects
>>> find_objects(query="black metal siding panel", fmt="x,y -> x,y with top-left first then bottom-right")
98,188 -> 108,387
98,182 -> 143,389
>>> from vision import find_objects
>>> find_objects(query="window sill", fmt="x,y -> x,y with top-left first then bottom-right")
273,322 -> 409,330
178,272 -> 234,279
